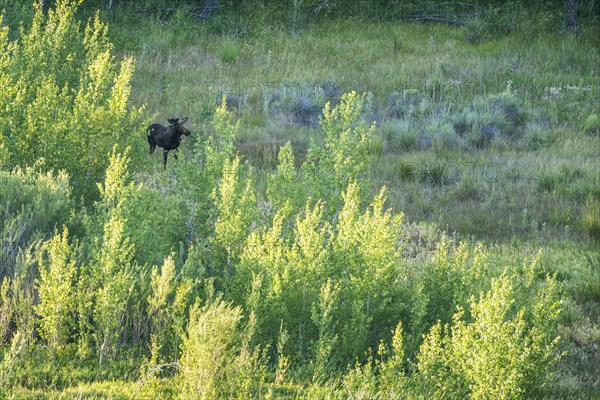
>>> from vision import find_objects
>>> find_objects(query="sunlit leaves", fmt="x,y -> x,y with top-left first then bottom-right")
0,1 -> 142,202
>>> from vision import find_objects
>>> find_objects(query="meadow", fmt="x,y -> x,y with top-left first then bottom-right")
0,1 -> 599,398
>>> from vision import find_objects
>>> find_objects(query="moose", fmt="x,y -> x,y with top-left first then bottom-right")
147,117 -> 190,170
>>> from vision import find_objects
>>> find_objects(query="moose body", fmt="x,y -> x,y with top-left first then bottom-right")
147,117 -> 190,170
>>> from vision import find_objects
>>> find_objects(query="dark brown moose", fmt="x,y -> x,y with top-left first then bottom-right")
147,117 -> 190,170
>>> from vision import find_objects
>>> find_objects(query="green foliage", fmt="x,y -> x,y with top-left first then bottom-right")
178,298 -> 266,399
302,91 -> 375,211
205,96 -> 238,181
383,120 -> 419,152
341,321 -> 407,399
267,141 -> 302,209
217,38 -> 239,64
212,155 -> 256,281
0,3 -> 596,395
583,113 -> 600,136
0,1 -> 143,202
90,148 -> 137,363
0,278 -> 12,345
147,255 -> 193,365
124,186 -> 188,267
453,87 -> 528,149
582,195 -> 600,240
311,278 -> 340,379
0,165 -> 72,279
0,330 -> 28,388
35,228 -> 77,352
417,270 -> 563,399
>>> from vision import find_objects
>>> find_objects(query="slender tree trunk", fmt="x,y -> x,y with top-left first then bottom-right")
198,0 -> 218,21
566,0 -> 578,32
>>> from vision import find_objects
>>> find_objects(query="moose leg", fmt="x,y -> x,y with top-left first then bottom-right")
163,150 -> 169,170
149,144 -> 156,154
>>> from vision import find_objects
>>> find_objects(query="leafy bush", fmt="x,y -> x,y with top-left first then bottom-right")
583,113 -> 600,136
147,256 -> 193,363
178,299 -> 266,399
35,228 -> 78,352
264,81 -> 327,128
0,165 -> 72,279
122,187 -> 188,267
0,1 -> 144,202
302,91 -> 375,210
418,269 -> 563,399
454,89 -> 527,148
218,39 -> 239,63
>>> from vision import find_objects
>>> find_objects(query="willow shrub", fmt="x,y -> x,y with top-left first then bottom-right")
35,228 -> 78,353
417,267 -> 563,399
178,298 -> 266,400
0,164 -> 72,280
0,1 -> 143,203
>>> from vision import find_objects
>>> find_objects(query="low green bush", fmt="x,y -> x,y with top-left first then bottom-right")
218,39 -> 239,64
583,113 -> 600,136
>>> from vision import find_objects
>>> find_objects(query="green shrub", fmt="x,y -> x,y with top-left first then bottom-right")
418,271 -> 563,399
91,149 -> 137,363
178,299 -> 266,399
302,91 -> 375,211
0,166 -> 72,279
35,228 -> 78,352
311,279 -> 340,379
146,255 -> 193,367
124,187 -> 187,267
522,122 -> 550,149
218,39 -> 239,63
583,113 -> 600,136
267,141 -> 303,209
426,121 -> 463,153
0,2 -> 144,203
454,90 -> 527,149
381,120 -> 419,152
582,196 -> 600,240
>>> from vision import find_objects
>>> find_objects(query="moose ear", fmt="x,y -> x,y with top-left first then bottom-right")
167,118 -> 178,125
180,117 -> 188,124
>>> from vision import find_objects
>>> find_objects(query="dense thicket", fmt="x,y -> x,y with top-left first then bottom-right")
0,0 -> 145,202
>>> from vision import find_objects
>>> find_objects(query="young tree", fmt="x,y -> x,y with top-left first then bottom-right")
35,228 -> 77,352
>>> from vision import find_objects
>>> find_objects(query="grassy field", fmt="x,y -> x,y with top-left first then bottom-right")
107,11 -> 600,244
1,2 -> 599,398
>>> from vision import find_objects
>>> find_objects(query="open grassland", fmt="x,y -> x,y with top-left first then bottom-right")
108,13 -> 599,243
